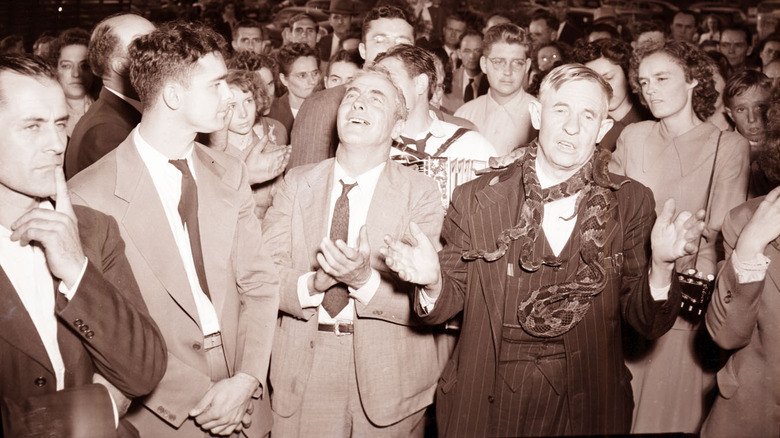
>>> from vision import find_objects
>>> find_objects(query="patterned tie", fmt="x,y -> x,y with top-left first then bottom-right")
169,159 -> 211,300
321,180 -> 358,317
464,77 -> 475,102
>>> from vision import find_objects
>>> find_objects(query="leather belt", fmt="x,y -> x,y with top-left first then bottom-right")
204,331 -> 223,350
317,321 -> 354,335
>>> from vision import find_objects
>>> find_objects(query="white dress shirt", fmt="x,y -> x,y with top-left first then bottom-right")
134,128 -> 221,335
0,201 -> 86,390
296,160 -> 384,323
455,89 -> 538,156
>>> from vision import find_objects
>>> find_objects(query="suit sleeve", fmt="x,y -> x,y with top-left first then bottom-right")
706,205 -> 763,350
354,177 -> 445,325
232,162 -> 280,384
413,181 -> 473,325
57,208 -> 167,398
261,169 -> 318,320
619,183 -> 682,339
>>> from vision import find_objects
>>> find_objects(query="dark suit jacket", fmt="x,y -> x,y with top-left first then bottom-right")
0,205 -> 166,437
66,87 -> 142,180
69,136 -> 279,437
701,197 -> 780,437
316,34 -> 335,62
263,158 -> 448,426
442,68 -> 489,114
415,161 -> 681,437
268,93 -> 295,142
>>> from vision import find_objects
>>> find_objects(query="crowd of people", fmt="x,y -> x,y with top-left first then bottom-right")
1,0 -> 779,437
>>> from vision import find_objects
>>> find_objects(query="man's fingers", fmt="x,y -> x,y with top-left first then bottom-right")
54,166 -> 76,219
357,225 -> 371,256
316,252 -> 336,276
189,394 -> 213,418
658,198 -> 676,224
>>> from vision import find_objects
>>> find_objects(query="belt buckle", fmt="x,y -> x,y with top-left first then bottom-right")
334,320 -> 350,336
204,331 -> 222,351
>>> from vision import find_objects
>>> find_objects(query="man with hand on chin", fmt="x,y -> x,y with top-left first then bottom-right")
382,63 -> 706,437
0,54 -> 165,437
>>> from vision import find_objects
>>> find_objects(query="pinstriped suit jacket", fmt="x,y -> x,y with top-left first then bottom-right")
416,160 -> 682,437
262,158 -> 448,426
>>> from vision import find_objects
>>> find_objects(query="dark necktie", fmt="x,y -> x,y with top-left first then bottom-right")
321,180 -> 358,317
169,159 -> 211,300
464,77 -> 476,103
399,132 -> 434,153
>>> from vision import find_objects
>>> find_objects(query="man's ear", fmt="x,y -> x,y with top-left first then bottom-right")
529,99 -> 542,130
358,42 -> 367,61
279,73 -> 289,88
391,118 -> 405,139
162,83 -> 181,110
111,56 -> 130,76
282,28 -> 291,45
416,74 -> 429,96
596,117 -> 615,143
480,56 -> 487,74
231,40 -> 240,52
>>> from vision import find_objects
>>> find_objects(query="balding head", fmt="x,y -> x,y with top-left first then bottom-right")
89,13 -> 154,79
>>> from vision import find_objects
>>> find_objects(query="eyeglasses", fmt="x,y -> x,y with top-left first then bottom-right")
370,35 -> 413,46
540,54 -> 559,63
291,70 -> 321,81
488,57 -> 526,71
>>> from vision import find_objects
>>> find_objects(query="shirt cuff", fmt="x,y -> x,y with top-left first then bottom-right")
108,389 -> 119,428
297,272 -> 325,308
732,249 -> 771,283
348,269 -> 381,306
418,286 -> 438,314
648,268 -> 670,301
57,258 -> 88,301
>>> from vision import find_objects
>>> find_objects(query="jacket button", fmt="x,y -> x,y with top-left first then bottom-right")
86,331 -> 95,339
34,377 -> 47,387
310,341 -> 315,348
73,319 -> 83,327
488,395 -> 495,403
79,325 -> 90,333
192,343 -> 202,351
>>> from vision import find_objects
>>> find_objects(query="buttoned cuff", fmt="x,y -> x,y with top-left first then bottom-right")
58,258 -> 88,301
348,269 -> 380,306
297,272 -> 325,308
732,249 -> 770,283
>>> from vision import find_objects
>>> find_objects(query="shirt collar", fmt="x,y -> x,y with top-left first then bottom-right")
104,86 -> 144,113
333,159 -> 386,197
427,110 -> 449,138
134,127 -> 196,178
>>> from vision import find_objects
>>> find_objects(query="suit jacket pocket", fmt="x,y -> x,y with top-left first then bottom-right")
716,356 -> 740,399
438,357 -> 458,394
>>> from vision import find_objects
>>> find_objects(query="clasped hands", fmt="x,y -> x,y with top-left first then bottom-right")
312,225 -> 373,292
189,372 -> 259,436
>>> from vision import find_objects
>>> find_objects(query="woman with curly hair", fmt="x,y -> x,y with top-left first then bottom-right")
571,38 -> 654,151
48,28 -> 96,137
211,69 -> 291,218
610,40 -> 750,434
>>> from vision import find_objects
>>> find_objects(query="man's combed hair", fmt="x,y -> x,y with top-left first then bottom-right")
759,86 -> 780,186
483,23 -> 530,57
629,40 -> 718,121
0,54 -> 57,105
228,51 -> 278,77
233,19 -> 264,40
540,63 -> 613,106
88,13 -> 136,78
374,44 -> 437,92
723,70 -> 773,108
128,21 -> 227,108
275,42 -> 318,76
361,5 -> 413,43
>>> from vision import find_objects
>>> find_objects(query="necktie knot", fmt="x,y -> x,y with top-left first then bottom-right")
339,180 -> 358,198
169,159 -> 193,180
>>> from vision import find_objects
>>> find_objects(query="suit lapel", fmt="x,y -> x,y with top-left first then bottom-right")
114,139 -> 202,328
471,166 -> 523,350
192,145 -> 233,318
302,161 -> 334,265
0,266 -> 54,372
366,163 -> 407,265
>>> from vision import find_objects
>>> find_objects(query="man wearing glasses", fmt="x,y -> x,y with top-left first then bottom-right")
454,23 -> 538,156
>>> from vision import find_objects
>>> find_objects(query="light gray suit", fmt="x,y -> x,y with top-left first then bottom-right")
262,158 -> 448,429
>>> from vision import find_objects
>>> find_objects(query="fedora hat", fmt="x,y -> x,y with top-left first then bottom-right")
329,0 -> 357,15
